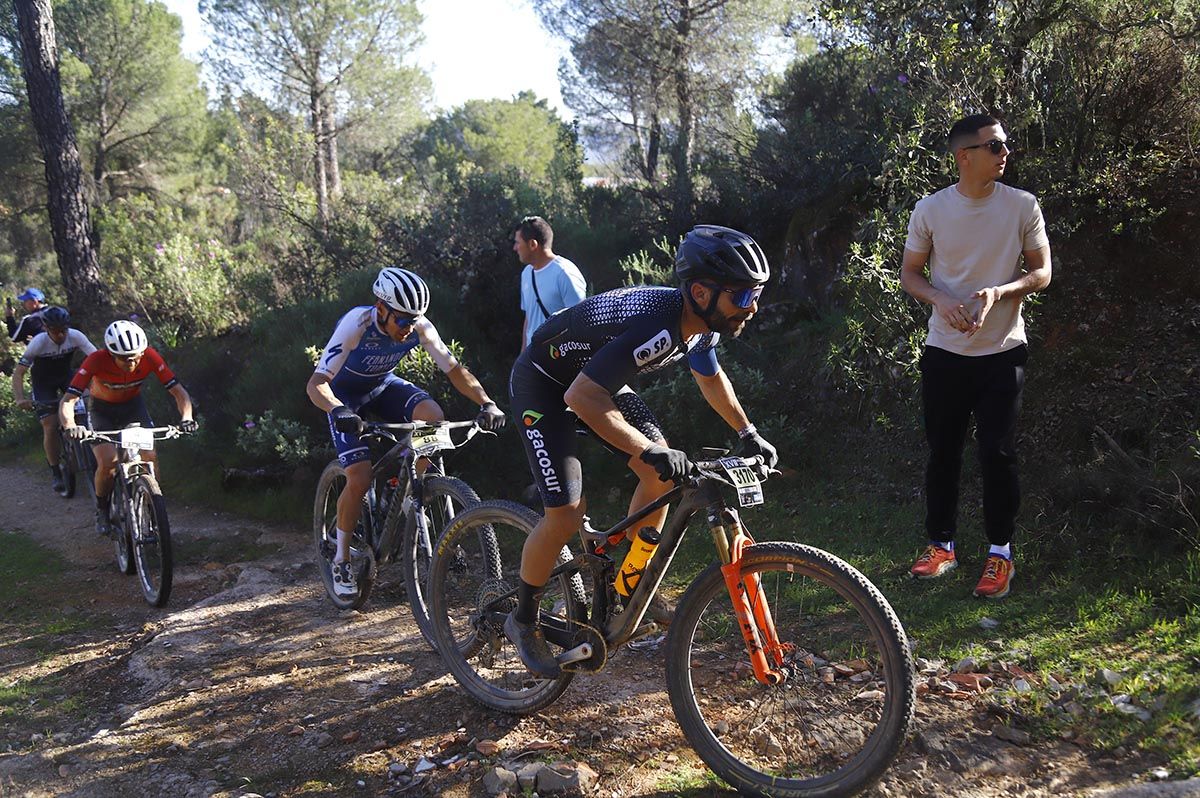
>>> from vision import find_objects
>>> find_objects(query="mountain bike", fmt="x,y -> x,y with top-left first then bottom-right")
46,398 -> 96,500
85,425 -> 183,607
429,452 -> 916,798
312,420 -> 483,649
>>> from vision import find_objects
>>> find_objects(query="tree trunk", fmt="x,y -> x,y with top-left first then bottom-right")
670,0 -> 695,229
14,0 -> 109,325
310,86 -> 329,231
324,94 -> 341,199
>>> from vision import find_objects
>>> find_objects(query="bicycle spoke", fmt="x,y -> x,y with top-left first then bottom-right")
669,543 -> 913,795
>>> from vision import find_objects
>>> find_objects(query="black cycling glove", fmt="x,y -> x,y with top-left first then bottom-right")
735,431 -> 779,469
179,418 -> 199,434
475,402 -> 506,431
640,444 -> 693,483
331,406 -> 364,435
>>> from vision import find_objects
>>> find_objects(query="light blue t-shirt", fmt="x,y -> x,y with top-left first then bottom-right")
520,256 -> 587,348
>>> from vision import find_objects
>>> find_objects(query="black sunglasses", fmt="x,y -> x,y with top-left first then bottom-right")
961,138 -> 1011,155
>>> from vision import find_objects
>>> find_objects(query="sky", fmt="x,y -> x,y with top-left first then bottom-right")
161,0 -> 572,117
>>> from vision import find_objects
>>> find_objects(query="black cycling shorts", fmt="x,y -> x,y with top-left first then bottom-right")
509,357 -> 665,508
88,395 -> 154,442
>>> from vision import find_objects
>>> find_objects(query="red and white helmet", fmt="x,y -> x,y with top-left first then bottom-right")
373,267 -> 430,316
104,320 -> 148,356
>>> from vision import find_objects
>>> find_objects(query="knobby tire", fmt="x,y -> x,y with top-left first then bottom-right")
401,475 -> 479,652
665,542 -> 915,798
130,474 -> 173,607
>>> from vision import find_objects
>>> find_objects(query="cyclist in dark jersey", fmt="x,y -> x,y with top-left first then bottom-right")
11,307 -> 96,493
60,320 -> 197,535
505,225 -> 780,677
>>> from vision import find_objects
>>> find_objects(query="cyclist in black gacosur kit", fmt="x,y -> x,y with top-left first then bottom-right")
506,225 -> 780,677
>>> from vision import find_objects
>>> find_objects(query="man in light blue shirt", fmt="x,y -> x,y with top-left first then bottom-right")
514,215 -> 587,350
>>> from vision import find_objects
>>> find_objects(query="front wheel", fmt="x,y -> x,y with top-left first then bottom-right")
313,460 -> 376,610
665,542 -> 915,798
429,500 -> 581,713
57,433 -> 77,499
129,474 -> 173,607
401,475 -> 480,652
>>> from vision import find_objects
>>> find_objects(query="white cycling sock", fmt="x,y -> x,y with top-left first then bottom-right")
334,527 -> 350,563
989,543 -> 1012,560
931,539 -> 954,552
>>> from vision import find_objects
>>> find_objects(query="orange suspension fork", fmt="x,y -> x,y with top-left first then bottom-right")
713,509 -> 786,685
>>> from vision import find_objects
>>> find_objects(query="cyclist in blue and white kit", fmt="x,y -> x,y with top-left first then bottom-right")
505,225 -> 780,677
306,267 -> 507,598
11,306 -> 96,493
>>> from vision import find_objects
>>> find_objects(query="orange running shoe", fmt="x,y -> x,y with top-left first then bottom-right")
973,554 -> 1014,599
910,544 -> 957,579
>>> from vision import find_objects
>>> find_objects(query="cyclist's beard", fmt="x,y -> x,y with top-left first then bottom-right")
707,308 -> 751,338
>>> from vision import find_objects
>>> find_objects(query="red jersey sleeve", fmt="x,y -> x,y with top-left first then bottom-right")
143,347 -> 178,387
68,350 -> 106,394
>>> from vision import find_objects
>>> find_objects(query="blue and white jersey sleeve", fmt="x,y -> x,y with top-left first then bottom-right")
314,307 -> 371,381
415,318 -> 459,374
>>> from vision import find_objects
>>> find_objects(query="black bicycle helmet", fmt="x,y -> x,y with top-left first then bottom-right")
674,225 -> 770,285
42,306 -> 70,329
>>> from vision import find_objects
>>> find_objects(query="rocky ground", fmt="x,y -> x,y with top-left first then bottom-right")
0,461 -> 1195,798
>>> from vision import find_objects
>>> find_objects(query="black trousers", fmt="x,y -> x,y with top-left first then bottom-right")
920,344 -> 1027,546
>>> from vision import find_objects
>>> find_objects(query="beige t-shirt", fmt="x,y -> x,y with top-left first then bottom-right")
905,182 -> 1049,356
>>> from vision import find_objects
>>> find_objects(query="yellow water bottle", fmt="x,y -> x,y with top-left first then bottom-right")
615,527 -> 661,597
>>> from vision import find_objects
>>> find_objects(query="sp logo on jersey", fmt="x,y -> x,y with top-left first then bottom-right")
633,330 -> 672,366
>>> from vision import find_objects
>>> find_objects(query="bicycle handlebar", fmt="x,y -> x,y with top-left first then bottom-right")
363,420 -> 479,433
84,425 -> 185,443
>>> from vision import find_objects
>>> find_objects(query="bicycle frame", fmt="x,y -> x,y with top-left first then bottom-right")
538,458 -> 788,686
355,421 -> 479,565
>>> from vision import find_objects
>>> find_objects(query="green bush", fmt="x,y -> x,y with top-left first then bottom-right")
236,410 -> 315,468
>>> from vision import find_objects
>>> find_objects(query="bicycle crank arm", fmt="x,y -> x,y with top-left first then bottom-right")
556,642 -> 593,666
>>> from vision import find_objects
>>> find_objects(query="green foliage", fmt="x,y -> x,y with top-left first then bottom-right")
236,410 -> 314,467
395,337 -> 465,387
415,92 -> 583,189
618,238 -> 675,287
97,197 -> 256,339
56,0 -> 209,202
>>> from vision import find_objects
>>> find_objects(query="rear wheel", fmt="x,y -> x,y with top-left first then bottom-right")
665,542 -> 915,798
130,474 -> 173,607
429,500 -> 581,713
402,475 -> 480,651
313,460 -> 376,610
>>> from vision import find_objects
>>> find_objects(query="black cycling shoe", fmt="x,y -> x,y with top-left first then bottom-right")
503,611 -> 561,679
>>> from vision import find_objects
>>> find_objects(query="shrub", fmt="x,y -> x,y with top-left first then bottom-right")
236,410 -> 315,468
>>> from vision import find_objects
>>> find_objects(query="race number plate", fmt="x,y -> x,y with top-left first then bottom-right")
120,427 -> 155,451
719,457 -> 763,507
410,425 -> 454,456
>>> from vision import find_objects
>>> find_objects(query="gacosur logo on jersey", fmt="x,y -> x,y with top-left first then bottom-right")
523,411 -> 561,493
549,340 -> 590,360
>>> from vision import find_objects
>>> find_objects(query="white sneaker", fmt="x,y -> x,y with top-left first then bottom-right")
331,560 -> 357,597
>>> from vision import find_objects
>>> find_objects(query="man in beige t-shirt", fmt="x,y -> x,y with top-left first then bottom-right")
900,113 -> 1052,599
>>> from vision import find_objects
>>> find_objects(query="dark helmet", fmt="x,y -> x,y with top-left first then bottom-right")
674,225 -> 770,285
42,306 -> 70,330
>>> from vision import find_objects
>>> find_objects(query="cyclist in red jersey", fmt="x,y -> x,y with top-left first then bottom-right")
58,320 -> 197,535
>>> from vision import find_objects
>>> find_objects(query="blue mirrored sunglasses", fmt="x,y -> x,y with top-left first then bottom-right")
703,283 -> 763,309
383,309 -> 417,329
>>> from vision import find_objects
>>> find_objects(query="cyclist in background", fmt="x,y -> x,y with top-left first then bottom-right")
306,266 -> 507,598
11,307 -> 96,493
505,225 -> 779,677
58,320 -> 197,535
6,287 -> 49,343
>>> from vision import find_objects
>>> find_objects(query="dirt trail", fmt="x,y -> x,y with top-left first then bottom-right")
0,462 -> 1173,798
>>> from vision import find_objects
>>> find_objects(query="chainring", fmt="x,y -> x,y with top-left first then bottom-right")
560,619 -> 608,673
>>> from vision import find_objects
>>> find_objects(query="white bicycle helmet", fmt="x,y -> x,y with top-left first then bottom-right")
372,267 -> 430,316
104,319 -> 148,356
